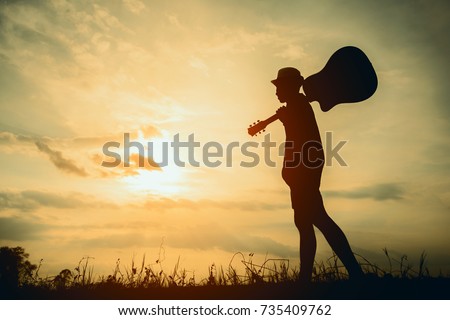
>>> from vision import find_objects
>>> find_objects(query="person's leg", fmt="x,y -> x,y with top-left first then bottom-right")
312,194 -> 363,278
294,211 -> 316,282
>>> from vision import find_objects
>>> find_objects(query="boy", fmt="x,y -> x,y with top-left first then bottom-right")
273,67 -> 363,282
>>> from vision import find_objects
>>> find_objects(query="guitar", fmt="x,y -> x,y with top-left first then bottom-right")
248,46 -> 377,137
247,113 -> 279,137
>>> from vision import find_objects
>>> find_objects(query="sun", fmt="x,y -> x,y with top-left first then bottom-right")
122,166 -> 184,195
120,130 -> 186,195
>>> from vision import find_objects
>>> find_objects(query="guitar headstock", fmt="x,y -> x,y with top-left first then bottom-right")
248,120 -> 267,137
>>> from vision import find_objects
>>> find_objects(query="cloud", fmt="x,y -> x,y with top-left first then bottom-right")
166,13 -> 187,31
189,56 -> 209,76
169,225 -> 297,257
0,189 -> 286,213
274,43 -> 307,61
2,129 -> 163,178
1,125 -> 160,149
323,183 -> 404,201
35,141 -> 88,177
123,0 -> 146,14
0,3 -> 71,60
70,223 -> 297,257
0,190 -> 110,212
142,197 -> 289,212
139,125 -> 160,139
0,216 -> 48,240
126,153 -> 161,171
96,156 -> 162,177
71,232 -> 154,249
92,150 -> 162,178
0,131 -> 35,144
0,191 -> 40,211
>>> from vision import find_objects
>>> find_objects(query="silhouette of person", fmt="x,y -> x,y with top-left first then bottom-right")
272,67 -> 364,283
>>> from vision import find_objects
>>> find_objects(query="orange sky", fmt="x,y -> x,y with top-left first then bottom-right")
1,0 -> 449,278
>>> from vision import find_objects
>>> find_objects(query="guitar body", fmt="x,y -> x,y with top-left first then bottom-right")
303,46 -> 377,112
248,46 -> 378,136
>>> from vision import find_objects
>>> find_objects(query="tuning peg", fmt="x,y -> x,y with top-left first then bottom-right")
257,120 -> 260,122
263,129 -> 265,132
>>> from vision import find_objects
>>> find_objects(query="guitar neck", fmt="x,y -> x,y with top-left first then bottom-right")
264,113 -> 279,125
247,113 -> 280,136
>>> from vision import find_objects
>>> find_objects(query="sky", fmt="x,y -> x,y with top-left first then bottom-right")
1,0 -> 449,278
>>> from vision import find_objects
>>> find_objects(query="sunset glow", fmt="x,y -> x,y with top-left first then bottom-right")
1,0 -> 449,279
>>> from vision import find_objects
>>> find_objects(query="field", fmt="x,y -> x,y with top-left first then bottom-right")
1,247 -> 449,299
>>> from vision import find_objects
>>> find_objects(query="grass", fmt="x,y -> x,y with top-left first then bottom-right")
1,247 -> 449,299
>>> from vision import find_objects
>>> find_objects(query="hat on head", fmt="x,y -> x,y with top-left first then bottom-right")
271,67 -> 304,86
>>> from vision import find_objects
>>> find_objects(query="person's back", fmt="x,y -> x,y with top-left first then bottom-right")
280,92 -> 324,190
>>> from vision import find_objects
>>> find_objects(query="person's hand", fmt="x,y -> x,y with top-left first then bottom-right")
276,106 -> 288,124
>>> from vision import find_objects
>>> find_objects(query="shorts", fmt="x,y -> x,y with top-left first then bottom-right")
282,162 -> 324,211
289,187 -> 325,212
